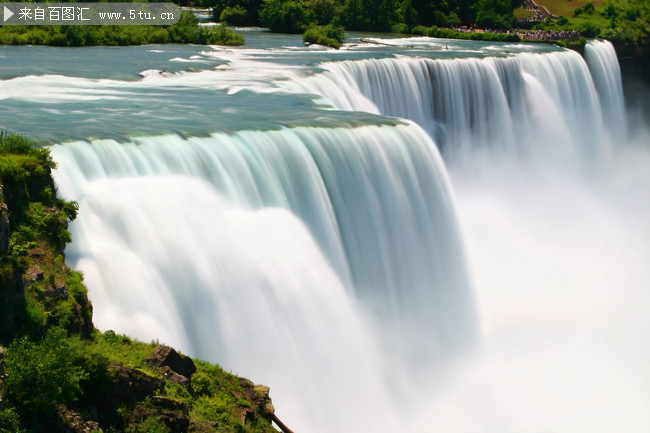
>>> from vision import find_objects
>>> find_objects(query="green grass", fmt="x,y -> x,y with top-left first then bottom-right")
70,330 -> 160,373
514,7 -> 534,18
536,0 -> 607,17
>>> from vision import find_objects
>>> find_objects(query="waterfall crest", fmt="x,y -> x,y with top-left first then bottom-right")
286,40 -> 624,162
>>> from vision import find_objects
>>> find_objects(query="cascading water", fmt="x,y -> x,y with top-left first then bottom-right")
288,42 -> 615,162
4,36 -> 646,432
584,39 -> 628,139
51,123 -> 476,432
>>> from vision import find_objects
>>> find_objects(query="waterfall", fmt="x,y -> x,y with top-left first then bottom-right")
584,39 -> 628,140
287,40 -> 624,162
51,123 -> 475,432
46,38 -> 644,433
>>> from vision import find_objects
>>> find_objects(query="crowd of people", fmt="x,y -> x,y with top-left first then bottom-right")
521,29 -> 581,41
451,25 -> 476,33
518,14 -> 544,23
450,25 -> 581,41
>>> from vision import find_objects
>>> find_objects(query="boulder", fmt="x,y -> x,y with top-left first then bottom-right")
111,365 -> 165,402
147,345 -> 196,379
161,366 -> 194,395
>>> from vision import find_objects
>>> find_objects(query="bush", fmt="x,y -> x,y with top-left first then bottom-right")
574,1 -> 596,17
220,5 -> 249,25
204,24 -> 246,45
5,328 -> 87,419
303,23 -> 345,48
579,21 -> 601,37
391,23 -> 409,33
423,25 -> 520,42
0,408 -> 23,433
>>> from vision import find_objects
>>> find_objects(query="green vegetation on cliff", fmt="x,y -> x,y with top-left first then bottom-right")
0,132 -> 88,342
0,11 -> 244,46
0,132 -> 282,433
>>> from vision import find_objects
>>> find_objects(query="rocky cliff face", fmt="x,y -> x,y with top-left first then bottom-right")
0,148 -> 91,341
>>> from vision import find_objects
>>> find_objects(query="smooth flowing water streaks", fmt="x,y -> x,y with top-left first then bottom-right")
51,123 -> 475,400
283,45 -> 623,164
584,39 -> 628,139
64,175 -> 400,433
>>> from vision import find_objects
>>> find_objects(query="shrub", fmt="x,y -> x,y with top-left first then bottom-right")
579,21 -> 601,37
303,23 -> 345,48
204,24 -> 246,45
5,327 -> 87,418
0,408 -> 23,433
220,5 -> 249,25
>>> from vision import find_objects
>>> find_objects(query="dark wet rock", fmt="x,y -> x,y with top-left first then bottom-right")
111,365 -> 165,402
162,366 -> 194,395
148,345 -> 196,379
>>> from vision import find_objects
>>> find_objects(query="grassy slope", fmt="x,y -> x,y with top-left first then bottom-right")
536,0 -> 607,17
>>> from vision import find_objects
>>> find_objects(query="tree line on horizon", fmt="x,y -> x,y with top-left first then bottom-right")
175,0 -> 522,34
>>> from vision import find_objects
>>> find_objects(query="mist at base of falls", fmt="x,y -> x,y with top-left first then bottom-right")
431,135 -> 650,432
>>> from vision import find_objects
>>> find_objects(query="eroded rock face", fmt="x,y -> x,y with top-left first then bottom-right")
147,345 -> 197,379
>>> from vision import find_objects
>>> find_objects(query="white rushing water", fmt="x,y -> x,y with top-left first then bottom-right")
45,39 -> 650,432
51,123 -> 475,432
